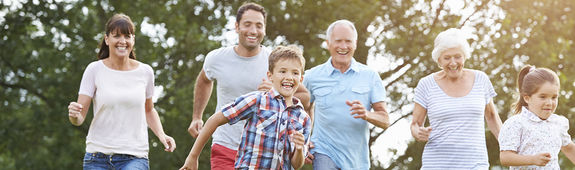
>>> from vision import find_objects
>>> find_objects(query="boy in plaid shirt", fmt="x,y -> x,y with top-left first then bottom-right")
181,45 -> 311,170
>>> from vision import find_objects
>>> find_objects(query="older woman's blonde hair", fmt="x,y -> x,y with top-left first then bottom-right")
431,28 -> 472,63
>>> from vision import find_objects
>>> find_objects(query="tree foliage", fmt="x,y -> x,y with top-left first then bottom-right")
1,0 -> 575,169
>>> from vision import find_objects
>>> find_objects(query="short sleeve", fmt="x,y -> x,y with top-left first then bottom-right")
144,64 -> 155,99
78,62 -> 97,97
481,71 -> 497,105
414,77 -> 429,109
498,117 -> 522,151
370,71 -> 386,103
559,117 -> 572,146
202,50 -> 217,81
221,91 -> 260,125
303,70 -> 314,103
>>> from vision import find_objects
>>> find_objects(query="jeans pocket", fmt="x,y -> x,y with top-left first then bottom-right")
83,153 -> 95,164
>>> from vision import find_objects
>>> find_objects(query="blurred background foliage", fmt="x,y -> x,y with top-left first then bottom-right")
1,0 -> 574,169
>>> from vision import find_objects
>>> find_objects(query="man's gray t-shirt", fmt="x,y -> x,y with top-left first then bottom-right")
203,46 -> 271,150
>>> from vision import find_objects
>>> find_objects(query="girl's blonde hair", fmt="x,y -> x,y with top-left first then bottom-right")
512,65 -> 560,114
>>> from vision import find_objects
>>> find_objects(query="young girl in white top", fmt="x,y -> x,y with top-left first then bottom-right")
499,65 -> 575,169
67,14 -> 175,169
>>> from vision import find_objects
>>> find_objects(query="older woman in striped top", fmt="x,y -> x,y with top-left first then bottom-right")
410,28 -> 503,169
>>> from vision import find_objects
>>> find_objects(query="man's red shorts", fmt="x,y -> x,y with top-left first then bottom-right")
210,143 -> 237,170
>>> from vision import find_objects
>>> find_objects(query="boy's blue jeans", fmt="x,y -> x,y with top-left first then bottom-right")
83,152 -> 149,170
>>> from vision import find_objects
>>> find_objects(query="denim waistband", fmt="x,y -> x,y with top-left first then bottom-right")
87,152 -> 138,159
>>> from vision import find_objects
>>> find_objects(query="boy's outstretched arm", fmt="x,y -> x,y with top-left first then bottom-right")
561,142 -> 575,163
500,150 -> 551,166
290,131 -> 306,169
180,112 -> 228,170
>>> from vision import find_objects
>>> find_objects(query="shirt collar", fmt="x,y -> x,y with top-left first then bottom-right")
521,106 -> 551,122
268,88 -> 304,109
324,57 -> 360,75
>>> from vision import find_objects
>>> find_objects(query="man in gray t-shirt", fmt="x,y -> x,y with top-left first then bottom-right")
186,3 -> 309,169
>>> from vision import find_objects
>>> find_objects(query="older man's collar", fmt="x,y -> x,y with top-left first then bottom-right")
325,57 -> 359,75
349,58 -> 360,72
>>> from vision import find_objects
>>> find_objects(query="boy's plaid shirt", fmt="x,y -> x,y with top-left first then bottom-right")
222,89 -> 311,169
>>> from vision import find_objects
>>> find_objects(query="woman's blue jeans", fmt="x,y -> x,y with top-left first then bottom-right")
83,152 -> 149,170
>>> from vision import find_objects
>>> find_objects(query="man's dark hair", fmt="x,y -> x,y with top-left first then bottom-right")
236,2 -> 266,23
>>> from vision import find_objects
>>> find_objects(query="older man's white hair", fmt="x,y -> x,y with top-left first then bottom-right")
431,28 -> 472,63
326,20 -> 358,42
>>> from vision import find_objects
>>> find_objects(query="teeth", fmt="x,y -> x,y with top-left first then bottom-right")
282,82 -> 293,86
337,50 -> 348,55
281,82 -> 294,89
118,47 -> 126,50
248,36 -> 256,40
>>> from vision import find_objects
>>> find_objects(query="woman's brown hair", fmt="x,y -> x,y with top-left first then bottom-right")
97,14 -> 136,60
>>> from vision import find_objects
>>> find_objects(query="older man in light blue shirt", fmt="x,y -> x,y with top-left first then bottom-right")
303,20 -> 390,170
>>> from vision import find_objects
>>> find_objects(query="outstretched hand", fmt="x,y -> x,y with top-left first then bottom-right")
179,155 -> 198,170
160,134 -> 176,152
304,141 -> 315,164
346,100 -> 369,120
414,123 -> 432,142
257,78 -> 272,91
531,153 -> 551,166
68,102 -> 83,119
187,119 -> 204,138
291,131 -> 305,150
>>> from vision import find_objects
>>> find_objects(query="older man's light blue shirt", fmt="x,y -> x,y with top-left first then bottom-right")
303,58 -> 386,170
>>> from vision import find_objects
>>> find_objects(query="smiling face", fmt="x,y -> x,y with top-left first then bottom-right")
105,30 -> 134,59
437,47 -> 466,79
267,58 -> 303,100
524,82 -> 559,120
235,9 -> 265,51
327,24 -> 357,67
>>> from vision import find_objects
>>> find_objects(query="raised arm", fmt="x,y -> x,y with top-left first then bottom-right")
347,100 -> 390,129
181,112 -> 229,170
188,69 -> 214,137
68,94 -> 92,126
484,99 -> 502,139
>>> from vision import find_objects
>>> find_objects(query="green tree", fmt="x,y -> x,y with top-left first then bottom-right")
3,0 -> 575,169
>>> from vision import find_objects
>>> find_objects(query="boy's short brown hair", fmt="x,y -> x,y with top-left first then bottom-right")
268,45 -> 306,73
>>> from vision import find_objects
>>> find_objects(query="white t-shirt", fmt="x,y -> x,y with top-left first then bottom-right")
203,46 -> 271,150
78,60 -> 154,158
499,107 -> 571,170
